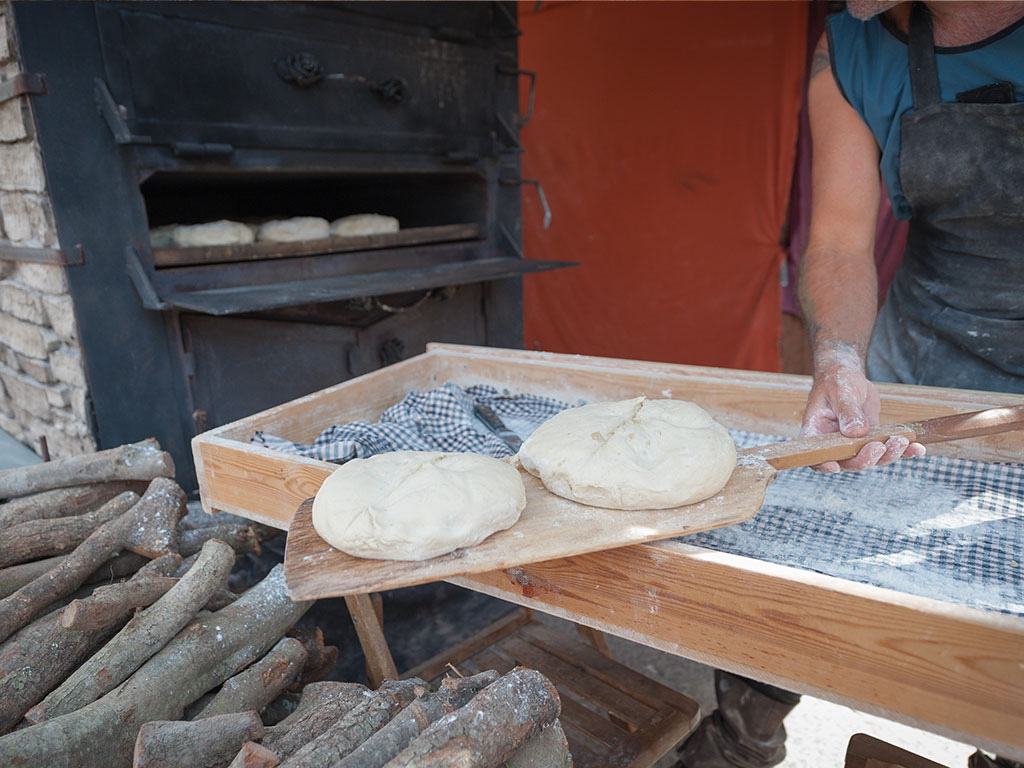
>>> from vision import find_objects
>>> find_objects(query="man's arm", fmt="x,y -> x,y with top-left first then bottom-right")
799,31 -> 923,471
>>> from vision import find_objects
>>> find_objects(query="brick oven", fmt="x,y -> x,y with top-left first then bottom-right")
0,1 -> 569,488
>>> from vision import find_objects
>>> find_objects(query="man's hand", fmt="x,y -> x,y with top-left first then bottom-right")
800,342 -> 925,472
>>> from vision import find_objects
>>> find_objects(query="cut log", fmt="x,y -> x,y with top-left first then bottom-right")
382,667 -> 561,768
133,711 -> 264,768
0,491 -> 141,643
0,481 -> 149,529
0,608 -> 128,734
1,550 -> 154,600
180,525 -> 261,558
264,681 -> 368,735
62,574 -> 235,632
124,478 -> 186,558
30,539 -> 236,722
182,507 -> 283,543
286,627 -> 339,686
196,637 -> 307,719
0,439 -> 174,499
506,720 -> 573,768
0,502 -> 132,567
229,741 -> 281,768
336,671 -> 499,768
272,678 -> 427,768
0,565 -> 312,768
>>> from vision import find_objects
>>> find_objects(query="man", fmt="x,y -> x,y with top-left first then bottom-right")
675,2 -> 1024,766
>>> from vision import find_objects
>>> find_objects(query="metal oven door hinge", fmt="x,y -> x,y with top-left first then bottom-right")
94,78 -> 152,146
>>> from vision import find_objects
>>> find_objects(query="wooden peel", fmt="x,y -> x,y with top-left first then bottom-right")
284,403 -> 1024,599
742,404 -> 1024,470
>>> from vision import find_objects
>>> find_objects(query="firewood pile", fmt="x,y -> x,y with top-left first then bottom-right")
0,439 -> 572,768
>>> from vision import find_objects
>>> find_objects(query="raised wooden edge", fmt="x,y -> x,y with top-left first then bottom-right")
449,539 -> 1024,761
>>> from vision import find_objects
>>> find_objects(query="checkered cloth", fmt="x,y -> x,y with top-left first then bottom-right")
253,381 -> 571,462
255,384 -> 1024,616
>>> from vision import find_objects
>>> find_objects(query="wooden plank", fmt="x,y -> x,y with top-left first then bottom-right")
495,635 -> 655,728
452,541 -> 1024,760
152,223 -> 484,268
557,695 -> 631,750
404,607 -> 532,682
162,258 -> 574,316
282,456 -> 774,599
623,707 -> 701,768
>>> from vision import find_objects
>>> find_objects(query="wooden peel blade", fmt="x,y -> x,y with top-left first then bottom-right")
741,403 -> 1024,471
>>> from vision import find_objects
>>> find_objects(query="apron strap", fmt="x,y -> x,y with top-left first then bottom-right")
908,2 -> 942,109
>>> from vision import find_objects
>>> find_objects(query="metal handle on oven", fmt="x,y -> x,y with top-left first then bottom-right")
496,66 -> 535,127
501,177 -> 551,229
275,53 -> 407,104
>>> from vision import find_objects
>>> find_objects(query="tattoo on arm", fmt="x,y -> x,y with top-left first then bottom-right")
810,35 -> 830,79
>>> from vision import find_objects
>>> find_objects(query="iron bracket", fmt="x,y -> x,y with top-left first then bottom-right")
125,245 -> 168,311
94,78 -> 152,146
0,72 -> 47,104
0,243 -> 85,266
496,66 -> 535,127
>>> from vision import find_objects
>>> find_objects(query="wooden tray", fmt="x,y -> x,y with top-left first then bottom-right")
282,460 -> 774,599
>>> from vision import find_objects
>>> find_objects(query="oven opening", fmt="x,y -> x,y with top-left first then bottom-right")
141,170 -> 488,267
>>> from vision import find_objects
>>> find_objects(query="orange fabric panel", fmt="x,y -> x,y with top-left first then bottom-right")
519,2 -> 807,372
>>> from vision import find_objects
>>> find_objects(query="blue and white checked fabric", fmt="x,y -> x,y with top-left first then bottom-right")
255,386 -> 1024,616
253,381 -> 570,462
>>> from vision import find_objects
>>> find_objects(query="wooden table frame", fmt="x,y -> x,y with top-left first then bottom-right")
193,344 -> 1024,759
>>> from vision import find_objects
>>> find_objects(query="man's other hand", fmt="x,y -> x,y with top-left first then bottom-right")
800,343 -> 925,472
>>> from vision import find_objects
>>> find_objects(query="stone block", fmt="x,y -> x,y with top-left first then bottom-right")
0,142 -> 46,192
0,313 -> 54,358
0,279 -> 46,324
42,293 -> 76,341
0,342 -> 19,370
49,347 -> 87,388
0,413 -> 26,442
0,99 -> 28,142
16,353 -> 52,384
45,383 -> 69,408
15,261 -> 67,294
69,385 -> 90,422
0,192 -> 56,246
0,260 -> 12,280
0,365 -> 51,418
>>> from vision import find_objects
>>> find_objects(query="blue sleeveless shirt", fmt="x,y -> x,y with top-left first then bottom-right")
827,10 -> 1024,220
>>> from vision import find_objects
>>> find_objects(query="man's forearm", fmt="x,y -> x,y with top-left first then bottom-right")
799,243 -> 879,373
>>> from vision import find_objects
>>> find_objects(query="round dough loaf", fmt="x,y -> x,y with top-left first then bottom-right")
171,220 -> 254,247
330,214 -> 400,237
312,451 -> 526,561
257,217 -> 330,243
518,396 -> 736,510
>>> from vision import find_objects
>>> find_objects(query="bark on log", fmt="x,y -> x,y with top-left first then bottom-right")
182,508 -> 283,543
506,720 -> 573,768
0,565 -> 311,768
286,627 -> 338,686
133,711 -> 264,768
228,741 -> 281,768
180,525 -> 261,558
0,439 -> 174,499
0,481 -> 149,529
0,491 -> 141,643
272,678 -> 427,768
265,682 -> 368,735
196,637 -> 307,720
0,503 -> 132,567
62,574 -> 234,632
382,667 -> 561,768
123,478 -> 186,559
0,551 -> 153,600
0,608 -> 126,734
30,540 -> 236,722
336,671 -> 499,768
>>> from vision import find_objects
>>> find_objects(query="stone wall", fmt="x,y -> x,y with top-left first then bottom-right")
0,3 -> 96,458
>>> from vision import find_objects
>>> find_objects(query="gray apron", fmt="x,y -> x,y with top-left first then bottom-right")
867,3 -> 1024,394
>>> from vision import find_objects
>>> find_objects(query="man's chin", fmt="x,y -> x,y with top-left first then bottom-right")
846,0 -> 904,21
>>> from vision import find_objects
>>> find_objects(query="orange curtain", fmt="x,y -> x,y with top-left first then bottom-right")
519,1 -> 807,372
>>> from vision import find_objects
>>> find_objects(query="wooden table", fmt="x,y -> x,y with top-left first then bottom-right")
193,343 -> 1024,760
